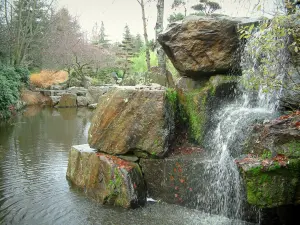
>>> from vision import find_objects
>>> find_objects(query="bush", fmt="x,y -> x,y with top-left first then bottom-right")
0,66 -> 22,119
15,66 -> 30,86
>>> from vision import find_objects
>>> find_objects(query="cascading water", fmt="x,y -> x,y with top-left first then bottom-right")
196,25 -> 289,220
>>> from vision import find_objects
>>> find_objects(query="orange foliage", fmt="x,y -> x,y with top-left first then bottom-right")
30,70 -> 68,88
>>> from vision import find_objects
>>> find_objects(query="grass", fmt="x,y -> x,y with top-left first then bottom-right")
30,70 -> 68,88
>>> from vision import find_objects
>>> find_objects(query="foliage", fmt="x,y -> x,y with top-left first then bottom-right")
131,49 -> 158,73
238,13 -> 300,106
15,66 -> 30,86
30,70 -> 68,88
172,0 -> 187,16
0,66 -> 22,119
168,12 -> 185,23
191,0 -> 221,15
91,21 -> 110,47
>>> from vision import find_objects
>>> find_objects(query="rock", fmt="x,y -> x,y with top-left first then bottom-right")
237,158 -> 300,208
50,96 -> 61,106
88,103 -> 98,109
237,112 -> 300,208
176,75 -> 238,144
51,84 -> 64,90
281,66 -> 300,109
20,89 -> 52,106
66,144 -> 146,208
86,86 -> 114,104
158,16 -> 242,78
77,96 -> 88,107
67,86 -> 87,96
88,86 -> 175,157
57,93 -> 77,108
139,155 -> 206,207
117,155 -> 139,162
149,67 -> 176,88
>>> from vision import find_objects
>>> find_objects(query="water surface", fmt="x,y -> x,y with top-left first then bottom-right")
0,106 -> 254,225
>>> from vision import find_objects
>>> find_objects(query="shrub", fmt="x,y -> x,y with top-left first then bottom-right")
0,66 -> 21,119
15,66 -> 30,86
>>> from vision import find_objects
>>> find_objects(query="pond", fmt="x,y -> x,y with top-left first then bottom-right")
0,106 -> 254,225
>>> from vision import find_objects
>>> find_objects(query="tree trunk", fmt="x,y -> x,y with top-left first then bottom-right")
138,0 -> 151,71
156,0 -> 166,77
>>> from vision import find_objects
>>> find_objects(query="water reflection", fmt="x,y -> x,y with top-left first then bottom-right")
0,107 -> 255,225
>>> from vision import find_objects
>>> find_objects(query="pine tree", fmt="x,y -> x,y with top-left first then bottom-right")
133,34 -> 144,53
99,21 -> 110,47
117,25 -> 136,80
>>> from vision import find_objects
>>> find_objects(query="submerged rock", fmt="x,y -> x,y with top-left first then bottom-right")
66,144 -> 146,208
88,86 -> 175,157
57,93 -> 77,108
158,16 -> 242,78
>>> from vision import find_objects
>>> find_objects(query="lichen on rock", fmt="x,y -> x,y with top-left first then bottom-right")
66,144 -> 146,208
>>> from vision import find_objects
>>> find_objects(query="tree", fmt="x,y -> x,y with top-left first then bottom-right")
168,12 -> 185,23
99,21 -> 110,47
116,25 -> 136,80
172,0 -> 187,16
11,0 -> 53,66
155,0 -> 166,75
133,34 -> 144,52
91,21 -> 110,47
136,0 -> 151,71
191,0 -> 221,15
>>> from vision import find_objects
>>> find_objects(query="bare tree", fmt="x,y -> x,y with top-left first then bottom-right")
155,0 -> 166,75
136,0 -> 151,71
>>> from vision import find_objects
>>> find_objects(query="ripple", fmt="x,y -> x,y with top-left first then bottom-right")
0,108 -> 256,225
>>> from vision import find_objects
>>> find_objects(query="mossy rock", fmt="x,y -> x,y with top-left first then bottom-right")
176,75 -> 238,144
241,159 -> 300,208
66,144 -> 146,208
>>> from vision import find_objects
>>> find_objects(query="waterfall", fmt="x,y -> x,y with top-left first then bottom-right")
196,25 -> 289,220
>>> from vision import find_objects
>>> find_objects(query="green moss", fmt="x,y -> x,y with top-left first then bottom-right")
184,90 -> 207,143
248,165 -> 263,175
261,150 -> 272,159
283,141 -> 300,158
165,88 -> 178,110
107,168 -> 123,204
244,159 -> 300,208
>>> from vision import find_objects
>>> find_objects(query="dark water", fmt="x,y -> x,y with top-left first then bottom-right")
0,106 -> 254,225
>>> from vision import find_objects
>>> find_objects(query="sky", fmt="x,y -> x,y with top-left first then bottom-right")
55,0 -> 277,43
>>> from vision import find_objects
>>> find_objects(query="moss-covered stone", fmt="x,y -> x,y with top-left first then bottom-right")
66,144 -> 146,208
176,75 -> 238,144
239,112 -> 300,208
241,159 -> 300,208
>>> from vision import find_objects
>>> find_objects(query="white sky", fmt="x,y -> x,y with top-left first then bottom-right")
55,0 -> 276,42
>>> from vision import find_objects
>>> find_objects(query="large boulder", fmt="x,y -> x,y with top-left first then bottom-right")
66,144 -> 146,208
57,93 -> 77,108
158,16 -> 243,78
237,112 -> 300,208
88,86 -> 175,157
